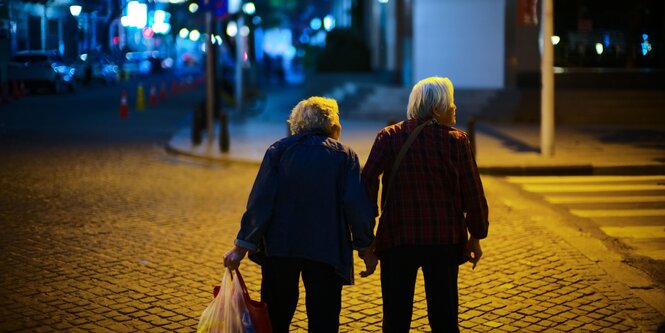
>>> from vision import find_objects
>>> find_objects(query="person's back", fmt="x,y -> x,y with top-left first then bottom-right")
362,77 -> 489,332
224,96 -> 378,333
366,119 -> 487,254
264,133 -> 367,282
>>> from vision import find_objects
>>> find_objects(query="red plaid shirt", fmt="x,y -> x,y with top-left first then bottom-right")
361,119 -> 489,253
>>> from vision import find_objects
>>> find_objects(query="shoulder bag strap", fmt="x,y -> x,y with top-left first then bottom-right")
381,120 -> 431,211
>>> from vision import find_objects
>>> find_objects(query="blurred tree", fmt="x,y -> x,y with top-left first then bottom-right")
316,28 -> 370,72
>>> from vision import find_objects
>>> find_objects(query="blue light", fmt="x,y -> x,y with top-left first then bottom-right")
642,34 -> 648,41
310,18 -> 322,30
603,34 -> 610,47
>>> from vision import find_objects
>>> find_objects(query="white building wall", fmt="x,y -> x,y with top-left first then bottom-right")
413,0 -> 505,88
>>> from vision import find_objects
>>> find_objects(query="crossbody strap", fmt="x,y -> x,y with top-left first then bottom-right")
381,120 -> 431,211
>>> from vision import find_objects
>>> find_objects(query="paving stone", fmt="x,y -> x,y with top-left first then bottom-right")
1,146 -> 664,332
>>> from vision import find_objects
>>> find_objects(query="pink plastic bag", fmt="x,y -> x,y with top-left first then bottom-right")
197,269 -> 252,333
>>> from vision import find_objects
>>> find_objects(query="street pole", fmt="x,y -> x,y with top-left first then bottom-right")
235,15 -> 244,116
205,7 -> 215,146
41,4 -> 47,50
540,0 -> 554,156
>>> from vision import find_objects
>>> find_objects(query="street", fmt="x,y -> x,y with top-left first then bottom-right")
505,175 -> 665,284
1,83 -> 664,332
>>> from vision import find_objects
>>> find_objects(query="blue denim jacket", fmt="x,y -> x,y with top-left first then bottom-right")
235,131 -> 375,284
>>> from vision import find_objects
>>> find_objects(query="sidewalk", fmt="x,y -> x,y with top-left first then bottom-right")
167,118 -> 665,176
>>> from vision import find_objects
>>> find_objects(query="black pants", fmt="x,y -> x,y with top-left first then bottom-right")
261,257 -> 343,333
380,245 -> 462,333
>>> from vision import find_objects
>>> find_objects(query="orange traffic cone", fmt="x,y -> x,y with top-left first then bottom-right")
149,83 -> 158,106
1,81 -> 10,104
119,89 -> 129,118
11,80 -> 22,99
170,79 -> 178,95
160,81 -> 167,101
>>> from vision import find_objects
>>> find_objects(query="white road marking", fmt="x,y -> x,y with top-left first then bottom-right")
570,209 -> 665,218
600,226 -> 665,239
506,175 -> 665,184
544,195 -> 665,204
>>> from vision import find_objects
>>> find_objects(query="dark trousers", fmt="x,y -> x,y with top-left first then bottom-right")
380,246 -> 461,333
261,257 -> 343,333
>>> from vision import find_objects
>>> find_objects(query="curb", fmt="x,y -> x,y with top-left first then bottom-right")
167,143 -> 665,176
165,143 -> 262,166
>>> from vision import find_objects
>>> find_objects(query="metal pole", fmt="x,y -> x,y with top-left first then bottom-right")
540,0 -> 554,156
41,4 -> 47,50
235,15 -> 244,116
205,9 -> 215,146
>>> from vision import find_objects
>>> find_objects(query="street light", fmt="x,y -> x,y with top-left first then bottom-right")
70,5 -> 82,17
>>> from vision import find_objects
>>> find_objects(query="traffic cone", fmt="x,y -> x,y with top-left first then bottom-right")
149,83 -> 158,106
119,89 -> 129,118
160,81 -> 167,101
11,80 -> 22,99
136,83 -> 145,112
1,81 -> 10,104
170,79 -> 178,94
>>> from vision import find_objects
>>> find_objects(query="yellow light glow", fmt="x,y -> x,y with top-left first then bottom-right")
595,43 -> 603,55
189,29 -> 201,41
226,21 -> 238,37
551,35 -> 560,45
242,3 -> 256,15
189,3 -> 199,13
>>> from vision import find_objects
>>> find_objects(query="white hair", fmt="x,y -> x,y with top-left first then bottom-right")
407,77 -> 455,121
287,96 -> 340,136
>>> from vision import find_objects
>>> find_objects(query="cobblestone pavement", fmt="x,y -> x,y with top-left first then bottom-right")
0,141 -> 664,332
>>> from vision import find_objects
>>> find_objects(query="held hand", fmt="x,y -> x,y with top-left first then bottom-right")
223,246 -> 248,270
359,250 -> 378,278
465,237 -> 483,270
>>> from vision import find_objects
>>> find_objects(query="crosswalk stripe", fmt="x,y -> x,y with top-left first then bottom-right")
506,175 -> 665,184
570,209 -> 665,218
600,226 -> 665,239
544,196 -> 665,204
522,184 -> 663,192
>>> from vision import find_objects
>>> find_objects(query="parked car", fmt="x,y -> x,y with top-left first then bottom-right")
121,51 -> 173,77
72,53 -> 119,85
121,51 -> 152,77
7,50 -> 76,94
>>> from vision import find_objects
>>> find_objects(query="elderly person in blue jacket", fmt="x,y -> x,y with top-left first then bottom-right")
224,96 -> 378,333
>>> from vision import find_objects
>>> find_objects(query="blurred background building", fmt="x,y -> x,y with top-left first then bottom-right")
1,0 -> 663,119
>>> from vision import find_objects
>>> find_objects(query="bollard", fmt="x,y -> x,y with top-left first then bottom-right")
467,116 -> 476,157
219,111 -> 229,153
191,101 -> 204,145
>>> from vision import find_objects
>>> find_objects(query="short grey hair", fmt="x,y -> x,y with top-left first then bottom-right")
407,77 -> 455,121
288,96 -> 340,135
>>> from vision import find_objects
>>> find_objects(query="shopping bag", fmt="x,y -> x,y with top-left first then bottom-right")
198,268 -> 272,333
233,268 -> 272,333
197,269 -> 247,333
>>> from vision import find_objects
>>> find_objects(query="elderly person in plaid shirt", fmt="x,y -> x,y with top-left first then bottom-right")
361,77 -> 489,333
